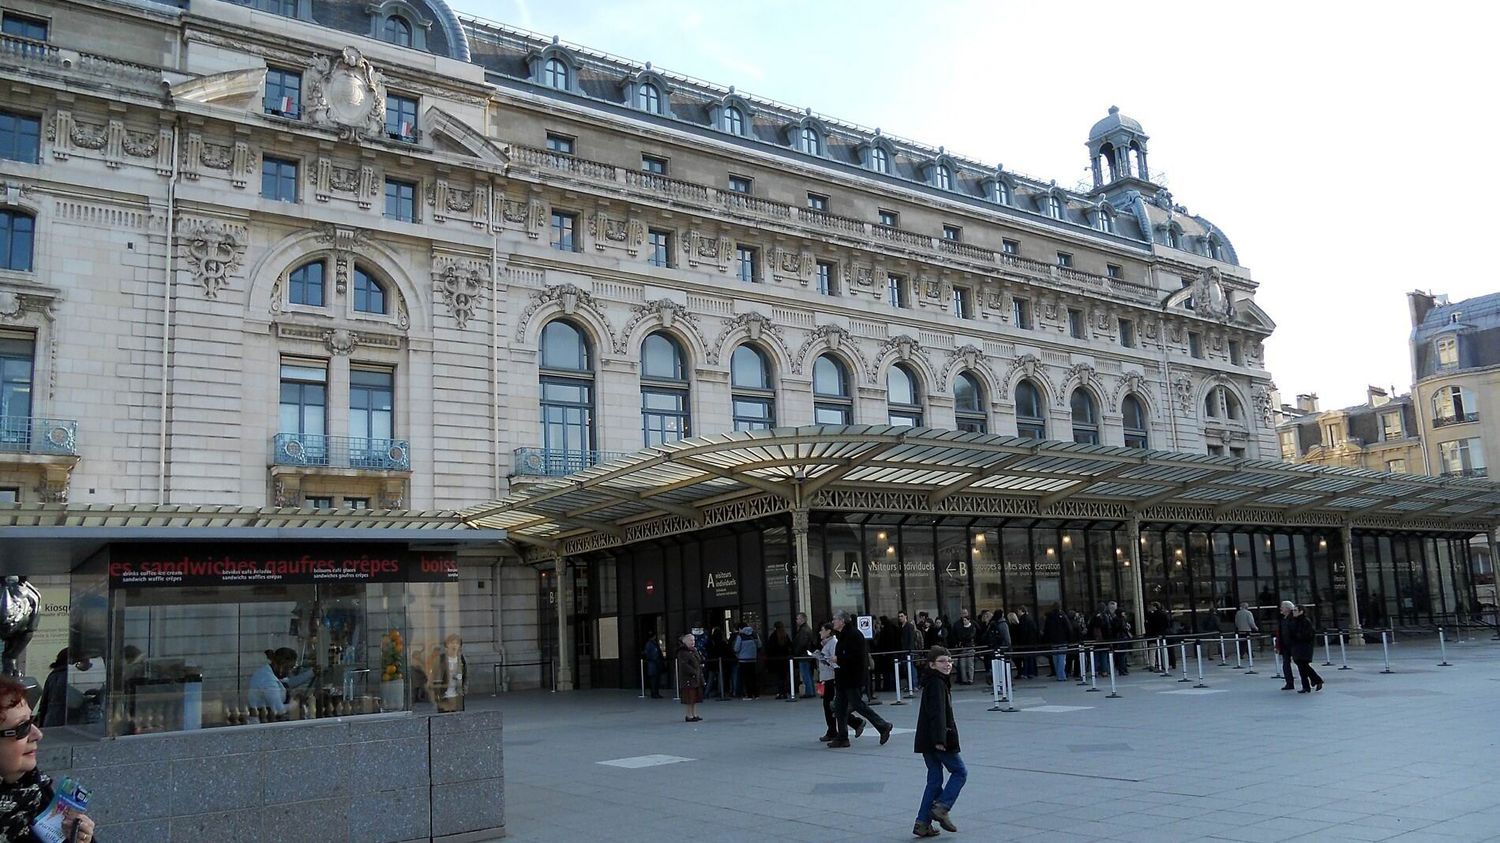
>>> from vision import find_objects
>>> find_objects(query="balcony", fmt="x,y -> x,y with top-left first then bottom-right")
513,447 -> 630,477
0,416 -> 78,456
271,433 -> 411,471
1441,467 -> 1488,479
1432,412 -> 1479,428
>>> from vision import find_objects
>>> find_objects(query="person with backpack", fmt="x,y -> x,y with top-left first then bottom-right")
733,624 -> 761,700
911,646 -> 965,838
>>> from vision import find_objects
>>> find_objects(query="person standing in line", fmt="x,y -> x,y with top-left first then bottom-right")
677,633 -> 704,722
828,611 -> 892,749
911,646 -> 966,838
1144,601 -> 1170,671
706,626 -> 729,699
1005,611 -> 1022,675
928,615 -> 949,649
1015,607 -> 1039,679
1289,605 -> 1324,693
733,624 -> 761,700
952,609 -> 976,685
1234,601 -> 1259,661
816,622 -> 863,742
643,631 -> 665,699
1066,610 -> 1087,679
1276,601 -> 1296,691
1041,603 -> 1071,681
1110,602 -> 1133,675
766,621 -> 793,700
793,612 -> 820,700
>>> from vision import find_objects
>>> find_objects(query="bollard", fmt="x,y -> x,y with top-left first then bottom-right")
1323,633 -> 1334,666
1338,633 -> 1351,671
1158,638 -> 1171,676
673,660 -> 680,702
718,659 -> 728,699
1438,628 -> 1452,667
1194,643 -> 1208,688
999,658 -> 1018,712
988,658 -> 1004,711
786,658 -> 798,701
1380,630 -> 1394,674
1086,648 -> 1101,692
891,660 -> 906,706
1075,645 -> 1090,686
639,659 -> 647,699
906,653 -> 917,696
1272,642 -> 1284,680
1234,634 -> 1243,669
1178,643 -> 1191,682
1245,639 -> 1257,675
1218,635 -> 1228,667
1106,645 -> 1120,699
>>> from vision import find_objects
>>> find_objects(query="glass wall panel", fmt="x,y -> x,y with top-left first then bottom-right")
825,522 -> 864,617
1205,532 -> 1233,632
1164,531 -> 1189,622
936,526 -> 969,622
903,524 -> 939,620
1435,539 -> 1456,621
808,526 -> 829,623
973,529 -> 1003,613
868,524 -> 902,620
1316,532 -> 1341,630
763,525 -> 791,624
1188,531 -> 1215,632
1230,532 -> 1254,612
1034,529 -> 1061,613
1088,529 -> 1117,609
1059,528 -> 1089,615
1375,537 -> 1398,627
737,531 -> 764,635
1001,527 -> 1034,616
1142,531 -> 1167,619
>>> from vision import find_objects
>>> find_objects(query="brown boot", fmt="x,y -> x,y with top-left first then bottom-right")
930,802 -> 957,832
912,821 -> 940,838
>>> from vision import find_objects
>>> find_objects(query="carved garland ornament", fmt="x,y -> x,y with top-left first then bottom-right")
435,258 -> 487,330
180,220 -> 248,298
938,344 -> 997,392
514,283 -> 615,345
706,311 -> 787,366
866,334 -> 932,385
792,324 -> 868,377
997,353 -> 1057,401
615,299 -> 703,354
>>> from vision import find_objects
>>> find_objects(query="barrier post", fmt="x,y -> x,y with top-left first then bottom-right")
1322,633 -> 1334,666
1272,639 -> 1284,680
1218,635 -> 1228,667
639,659 -> 646,699
1075,645 -> 1089,686
718,659 -> 727,699
787,658 -> 798,701
1233,634 -> 1243,669
906,653 -> 916,696
1178,643 -> 1191,682
1194,643 -> 1208,688
1245,638 -> 1257,675
890,660 -> 906,706
1157,638 -> 1171,677
1380,630 -> 1394,674
988,658 -> 1003,711
1338,633 -> 1351,671
1086,648 -> 1100,692
673,660 -> 680,702
999,657 -> 1018,712
1105,646 -> 1120,699
1438,628 -> 1452,667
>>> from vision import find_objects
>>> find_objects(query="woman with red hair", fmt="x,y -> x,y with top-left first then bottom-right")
0,674 -> 95,841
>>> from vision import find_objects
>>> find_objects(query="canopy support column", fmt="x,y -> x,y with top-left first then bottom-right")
1128,515 -> 1146,639
792,506 -> 813,623
1342,522 -> 1364,646
555,555 -> 573,689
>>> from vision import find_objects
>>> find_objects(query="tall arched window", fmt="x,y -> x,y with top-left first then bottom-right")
731,344 -> 776,431
954,372 -> 987,433
1208,236 -> 1225,261
287,260 -> 325,307
637,82 -> 662,114
1047,195 -> 1065,219
382,15 -> 412,46
1433,385 -> 1474,425
641,332 -> 689,445
813,355 -> 852,424
539,320 -> 595,466
935,165 -> 953,191
0,210 -> 34,272
543,57 -> 570,90
1204,386 -> 1243,422
1071,389 -> 1099,444
991,181 -> 1011,205
723,105 -> 744,135
1165,226 -> 1182,249
1097,210 -> 1115,234
1122,395 -> 1149,448
798,126 -> 820,156
353,266 -> 387,315
887,364 -> 923,427
1015,379 -> 1045,440
871,146 -> 889,173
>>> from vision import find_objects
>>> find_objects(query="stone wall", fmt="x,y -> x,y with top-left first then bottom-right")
38,709 -> 504,842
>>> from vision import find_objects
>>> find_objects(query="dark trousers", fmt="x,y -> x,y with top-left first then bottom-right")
647,669 -> 662,698
823,681 -> 862,735
737,661 -> 759,698
1280,651 -> 1294,686
834,683 -> 889,739
1294,659 -> 1323,690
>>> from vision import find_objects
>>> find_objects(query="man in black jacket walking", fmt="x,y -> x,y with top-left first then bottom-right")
829,611 -> 892,749
1276,600 -> 1296,690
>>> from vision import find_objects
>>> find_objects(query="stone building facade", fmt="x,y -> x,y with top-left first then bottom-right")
0,0 -> 1278,685
1276,389 -> 1424,474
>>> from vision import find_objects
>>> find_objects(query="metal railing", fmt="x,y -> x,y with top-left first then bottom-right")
1432,412 -> 1480,428
270,433 -> 411,470
0,416 -> 78,456
513,447 -> 631,477
1441,467 -> 1488,479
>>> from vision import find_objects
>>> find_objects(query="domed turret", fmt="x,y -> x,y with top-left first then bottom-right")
1087,106 -> 1151,189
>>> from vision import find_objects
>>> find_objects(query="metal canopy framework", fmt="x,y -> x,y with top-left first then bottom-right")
462,426 -> 1500,554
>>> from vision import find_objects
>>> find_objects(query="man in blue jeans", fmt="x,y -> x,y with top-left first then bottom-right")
1041,603 -> 1071,681
792,612 -> 819,699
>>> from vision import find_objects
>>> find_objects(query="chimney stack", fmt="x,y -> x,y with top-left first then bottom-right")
1367,386 -> 1390,407
1408,290 -> 1437,327
1295,393 -> 1319,413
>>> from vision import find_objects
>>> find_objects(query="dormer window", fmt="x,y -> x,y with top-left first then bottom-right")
723,105 -> 744,135
1436,336 -> 1458,370
1208,235 -> 1225,261
1165,225 -> 1182,249
990,180 -> 1011,205
871,146 -> 889,173
381,15 -> 412,47
543,57 -> 570,90
1047,195 -> 1065,219
637,82 -> 662,114
1096,210 -> 1114,234
797,126 -> 821,155
936,165 -> 953,191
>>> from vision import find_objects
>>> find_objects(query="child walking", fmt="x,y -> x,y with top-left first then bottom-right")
913,646 -> 966,838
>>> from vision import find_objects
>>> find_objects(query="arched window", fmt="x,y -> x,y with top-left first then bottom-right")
1015,379 -> 1045,440
641,332 -> 689,445
1433,385 -> 1473,425
1047,195 -> 1065,219
936,165 -> 953,191
813,355 -> 852,425
731,344 -> 776,431
1097,210 -> 1115,234
382,15 -> 412,46
798,126 -> 820,156
0,210 -> 34,272
1205,386 -> 1243,422
543,57 -> 570,90
637,82 -> 662,114
722,105 -> 745,135
954,372 -> 986,433
887,364 -> 923,427
1208,236 -> 1225,261
1122,395 -> 1149,448
991,180 -> 1011,205
1165,226 -> 1182,249
287,260 -> 325,307
1070,389 -> 1099,444
539,320 -> 595,464
871,146 -> 889,173
353,266 -> 387,315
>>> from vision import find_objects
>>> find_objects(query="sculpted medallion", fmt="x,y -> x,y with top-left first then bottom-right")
306,47 -> 387,141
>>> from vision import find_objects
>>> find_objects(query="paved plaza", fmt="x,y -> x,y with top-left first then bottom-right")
495,633 -> 1500,842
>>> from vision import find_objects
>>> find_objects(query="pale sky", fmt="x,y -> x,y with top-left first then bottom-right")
448,0 -> 1500,411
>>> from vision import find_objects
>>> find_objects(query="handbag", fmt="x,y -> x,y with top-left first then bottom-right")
815,680 -> 825,696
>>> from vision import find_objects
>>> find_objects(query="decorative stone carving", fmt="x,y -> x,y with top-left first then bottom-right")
998,353 -> 1056,401
938,344 -> 997,391
515,283 -> 614,345
306,47 -> 387,141
1171,372 -> 1195,414
1059,362 -> 1102,407
1109,372 -> 1148,412
0,292 -> 19,320
707,311 -> 786,366
325,328 -> 357,355
435,258 -> 487,330
793,324 -> 866,375
1191,266 -> 1233,321
867,334 -> 931,385
1251,385 -> 1275,428
180,220 -> 248,298
615,298 -> 703,354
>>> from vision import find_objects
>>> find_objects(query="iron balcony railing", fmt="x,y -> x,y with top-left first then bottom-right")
1432,412 -> 1480,428
271,433 -> 411,471
1441,467 -> 1488,479
0,416 -> 78,456
513,447 -> 631,477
